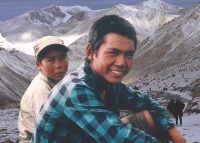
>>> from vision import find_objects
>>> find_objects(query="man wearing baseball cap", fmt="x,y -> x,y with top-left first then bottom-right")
18,36 -> 69,142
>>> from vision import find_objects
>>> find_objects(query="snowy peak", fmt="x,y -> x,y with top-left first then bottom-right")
123,4 -> 200,115
0,34 -> 37,101
25,5 -> 67,26
0,1 -> 181,54
142,0 -> 182,10
129,3 -> 200,78
125,4 -> 200,97
106,1 -> 180,41
0,34 -> 14,50
0,48 -> 37,101
25,5 -> 92,26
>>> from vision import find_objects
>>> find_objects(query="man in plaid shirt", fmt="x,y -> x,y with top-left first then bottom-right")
33,15 -> 186,143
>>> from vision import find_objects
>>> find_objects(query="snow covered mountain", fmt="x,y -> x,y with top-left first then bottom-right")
126,3 -> 200,81
67,0 -> 181,61
0,0 -> 192,103
0,35 -> 37,102
137,0 -> 181,12
125,3 -> 200,112
0,5 -> 99,47
0,34 -> 15,50
106,4 -> 180,40
0,0 -> 181,55
0,0 -> 198,107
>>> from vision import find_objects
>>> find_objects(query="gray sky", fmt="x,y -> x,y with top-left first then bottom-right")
0,0 -> 199,21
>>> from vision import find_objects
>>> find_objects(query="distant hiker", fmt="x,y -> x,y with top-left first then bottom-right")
167,99 -> 175,117
174,99 -> 185,125
18,36 -> 69,142
33,15 -> 186,143
163,87 -> 168,91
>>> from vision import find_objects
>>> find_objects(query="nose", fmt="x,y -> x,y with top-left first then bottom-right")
115,54 -> 126,67
54,59 -> 66,69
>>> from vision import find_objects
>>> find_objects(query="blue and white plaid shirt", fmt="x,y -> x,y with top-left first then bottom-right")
32,59 -> 174,143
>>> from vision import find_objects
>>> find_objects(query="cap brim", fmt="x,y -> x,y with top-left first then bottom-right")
37,44 -> 69,57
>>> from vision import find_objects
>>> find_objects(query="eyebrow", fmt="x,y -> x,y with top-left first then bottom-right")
108,48 -> 135,53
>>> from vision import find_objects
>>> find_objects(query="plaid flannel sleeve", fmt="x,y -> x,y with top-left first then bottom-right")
62,84 -> 160,143
121,85 -> 174,131
33,82 -> 160,143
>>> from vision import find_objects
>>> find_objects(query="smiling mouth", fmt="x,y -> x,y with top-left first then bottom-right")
111,70 -> 126,76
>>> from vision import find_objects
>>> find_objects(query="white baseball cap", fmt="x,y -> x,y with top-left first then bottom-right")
33,36 -> 69,57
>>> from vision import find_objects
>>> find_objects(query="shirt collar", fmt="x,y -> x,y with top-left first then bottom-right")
83,58 -> 109,92
39,72 -> 57,89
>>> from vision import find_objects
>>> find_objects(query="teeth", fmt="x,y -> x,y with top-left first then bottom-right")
112,71 -> 123,75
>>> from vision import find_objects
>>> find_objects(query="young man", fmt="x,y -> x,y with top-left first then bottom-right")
18,36 -> 69,142
33,15 -> 185,143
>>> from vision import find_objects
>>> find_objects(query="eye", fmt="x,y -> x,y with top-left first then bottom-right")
59,55 -> 67,61
110,51 -> 119,55
46,57 -> 55,63
124,51 -> 135,58
108,49 -> 120,56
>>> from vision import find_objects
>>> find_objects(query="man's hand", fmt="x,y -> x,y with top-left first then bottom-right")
167,127 -> 186,143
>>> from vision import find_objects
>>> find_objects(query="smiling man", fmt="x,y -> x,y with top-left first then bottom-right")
33,15 -> 185,143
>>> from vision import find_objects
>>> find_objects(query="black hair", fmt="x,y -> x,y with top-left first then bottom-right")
37,44 -> 68,61
88,15 -> 137,53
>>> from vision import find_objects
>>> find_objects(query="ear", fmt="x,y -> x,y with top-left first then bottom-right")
86,43 -> 94,61
36,61 -> 41,71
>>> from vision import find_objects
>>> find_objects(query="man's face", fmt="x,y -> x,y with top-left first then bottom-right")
37,49 -> 68,82
89,33 -> 135,83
